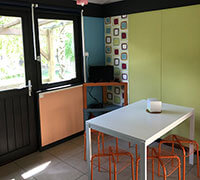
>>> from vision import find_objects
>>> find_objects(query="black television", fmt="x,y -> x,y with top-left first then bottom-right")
89,65 -> 114,82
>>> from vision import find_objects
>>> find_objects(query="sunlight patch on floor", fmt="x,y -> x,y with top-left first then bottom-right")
21,161 -> 51,179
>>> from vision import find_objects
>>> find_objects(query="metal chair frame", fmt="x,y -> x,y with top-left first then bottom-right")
136,145 -> 181,180
159,134 -> 199,180
91,146 -> 134,180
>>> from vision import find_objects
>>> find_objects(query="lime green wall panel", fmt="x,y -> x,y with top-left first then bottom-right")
128,11 -> 162,103
128,5 -> 200,142
162,5 -> 200,140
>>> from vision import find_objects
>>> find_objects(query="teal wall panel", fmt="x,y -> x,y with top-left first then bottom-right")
84,16 -> 105,106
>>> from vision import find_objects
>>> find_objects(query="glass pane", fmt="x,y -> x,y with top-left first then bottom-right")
38,19 -> 76,84
0,16 -> 25,91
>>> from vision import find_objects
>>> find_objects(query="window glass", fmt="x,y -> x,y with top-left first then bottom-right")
38,19 -> 76,84
0,16 -> 25,90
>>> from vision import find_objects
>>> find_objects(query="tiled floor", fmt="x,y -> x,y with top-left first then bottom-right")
0,135 -> 199,180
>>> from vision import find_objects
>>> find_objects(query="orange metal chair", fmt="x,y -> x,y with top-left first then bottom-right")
91,146 -> 134,180
135,145 -> 181,180
84,114 -> 132,174
159,134 -> 199,180
84,130 -> 118,159
85,131 -> 121,173
84,114 -> 131,162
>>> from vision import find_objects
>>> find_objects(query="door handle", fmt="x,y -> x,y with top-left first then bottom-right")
28,80 -> 32,97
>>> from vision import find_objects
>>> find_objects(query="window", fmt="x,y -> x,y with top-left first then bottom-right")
0,16 -> 26,90
38,19 -> 77,84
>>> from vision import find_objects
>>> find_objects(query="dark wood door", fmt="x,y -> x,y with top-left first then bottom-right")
0,7 -> 37,165
0,90 -> 37,165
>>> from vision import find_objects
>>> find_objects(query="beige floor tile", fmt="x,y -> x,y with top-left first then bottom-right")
0,162 -> 35,180
136,168 -> 180,180
66,148 -> 111,174
91,166 -> 111,180
47,141 -> 83,160
186,164 -> 199,180
33,162 -> 83,180
69,135 -> 85,147
15,151 -> 61,171
64,150 -> 88,173
116,166 -> 134,180
76,174 -> 88,180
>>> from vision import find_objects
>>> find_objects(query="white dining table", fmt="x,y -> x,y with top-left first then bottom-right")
86,100 -> 195,180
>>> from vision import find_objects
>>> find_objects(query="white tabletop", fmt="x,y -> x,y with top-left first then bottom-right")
87,100 -> 194,145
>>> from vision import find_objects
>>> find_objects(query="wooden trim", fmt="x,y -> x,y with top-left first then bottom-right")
39,131 -> 84,151
84,82 -> 127,87
83,84 -> 87,109
102,86 -> 107,104
124,83 -> 128,106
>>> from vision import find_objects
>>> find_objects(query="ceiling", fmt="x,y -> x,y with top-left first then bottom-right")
87,0 -> 124,5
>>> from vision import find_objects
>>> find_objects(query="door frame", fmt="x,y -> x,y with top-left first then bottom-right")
0,4 -> 38,165
34,8 -> 83,90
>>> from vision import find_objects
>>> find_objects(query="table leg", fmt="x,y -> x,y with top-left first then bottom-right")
139,142 -> 147,180
86,122 -> 92,180
189,112 -> 195,165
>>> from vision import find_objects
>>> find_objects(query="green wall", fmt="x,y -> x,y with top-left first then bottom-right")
129,11 -> 162,102
128,5 -> 200,142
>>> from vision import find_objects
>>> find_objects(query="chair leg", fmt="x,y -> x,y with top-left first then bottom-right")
164,175 -> 167,180
109,155 -> 112,180
131,155 -> 134,180
102,133 -> 105,154
183,156 -> 186,180
98,133 -> 101,172
135,144 -> 138,160
196,143 -> 199,177
91,156 -> 94,180
135,144 -> 139,180
152,158 -> 154,180
84,131 -> 86,161
178,163 -> 181,180
151,148 -> 154,180
158,144 -> 161,176
116,138 -> 119,162
136,158 -> 139,180
163,167 -> 167,180
171,142 -> 174,167
114,161 -> 117,180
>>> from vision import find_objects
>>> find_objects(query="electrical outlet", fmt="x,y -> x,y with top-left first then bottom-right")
85,52 -> 89,57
